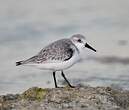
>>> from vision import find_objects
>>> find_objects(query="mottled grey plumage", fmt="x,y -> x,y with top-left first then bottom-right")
20,39 -> 77,65
16,34 -> 97,88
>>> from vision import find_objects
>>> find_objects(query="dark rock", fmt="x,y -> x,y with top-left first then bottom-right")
0,86 -> 129,110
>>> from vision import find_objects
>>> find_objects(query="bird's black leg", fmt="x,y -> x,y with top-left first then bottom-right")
61,71 -> 74,88
53,71 -> 58,88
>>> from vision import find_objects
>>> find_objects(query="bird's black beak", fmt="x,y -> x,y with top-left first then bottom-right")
85,43 -> 96,52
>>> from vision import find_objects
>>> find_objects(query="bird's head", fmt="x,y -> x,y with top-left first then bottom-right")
70,34 -> 96,52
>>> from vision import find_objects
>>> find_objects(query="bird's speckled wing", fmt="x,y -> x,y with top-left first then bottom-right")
23,39 -> 76,64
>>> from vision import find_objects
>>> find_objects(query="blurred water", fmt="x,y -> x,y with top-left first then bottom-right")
0,0 -> 129,94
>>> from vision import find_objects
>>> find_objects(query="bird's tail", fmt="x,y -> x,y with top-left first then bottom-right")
16,61 -> 24,66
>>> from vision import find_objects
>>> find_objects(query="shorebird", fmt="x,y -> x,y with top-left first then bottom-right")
16,34 -> 96,88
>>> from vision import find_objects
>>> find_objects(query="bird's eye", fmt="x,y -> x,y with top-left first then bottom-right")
77,39 -> 82,43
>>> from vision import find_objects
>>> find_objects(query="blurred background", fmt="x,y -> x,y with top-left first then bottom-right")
0,0 -> 129,94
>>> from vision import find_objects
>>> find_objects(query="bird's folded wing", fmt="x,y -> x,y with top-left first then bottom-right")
23,39 -> 75,64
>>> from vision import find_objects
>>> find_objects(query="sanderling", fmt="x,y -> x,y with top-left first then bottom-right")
16,34 -> 96,88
